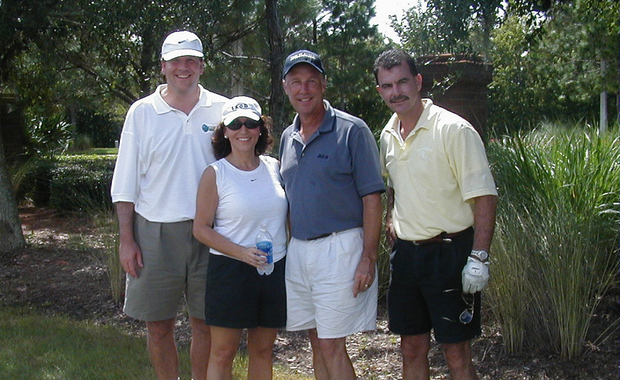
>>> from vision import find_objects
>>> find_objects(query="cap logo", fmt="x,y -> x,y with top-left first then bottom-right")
232,103 -> 252,111
290,52 -> 316,61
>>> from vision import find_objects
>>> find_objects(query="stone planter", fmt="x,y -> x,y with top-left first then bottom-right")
417,54 -> 493,138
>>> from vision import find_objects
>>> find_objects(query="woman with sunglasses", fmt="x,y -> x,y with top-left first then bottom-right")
193,96 -> 287,380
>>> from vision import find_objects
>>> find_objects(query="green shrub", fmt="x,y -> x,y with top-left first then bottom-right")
14,153 -> 117,212
48,154 -> 116,213
12,157 -> 56,206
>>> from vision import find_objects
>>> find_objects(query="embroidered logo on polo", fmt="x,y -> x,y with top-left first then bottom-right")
202,124 -> 216,132
317,154 -> 329,159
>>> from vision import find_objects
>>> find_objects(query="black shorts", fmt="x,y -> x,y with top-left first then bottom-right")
205,253 -> 286,329
387,228 -> 481,344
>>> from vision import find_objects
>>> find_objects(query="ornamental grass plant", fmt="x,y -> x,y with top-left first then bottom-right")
486,124 -> 619,359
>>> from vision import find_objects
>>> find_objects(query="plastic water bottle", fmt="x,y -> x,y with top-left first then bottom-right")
255,224 -> 274,275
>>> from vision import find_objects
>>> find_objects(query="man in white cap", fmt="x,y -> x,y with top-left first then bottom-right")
111,30 -> 228,380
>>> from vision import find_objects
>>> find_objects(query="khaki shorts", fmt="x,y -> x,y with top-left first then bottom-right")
123,214 -> 210,322
285,228 -> 378,339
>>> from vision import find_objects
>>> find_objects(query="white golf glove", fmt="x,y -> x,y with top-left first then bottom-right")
462,256 -> 489,294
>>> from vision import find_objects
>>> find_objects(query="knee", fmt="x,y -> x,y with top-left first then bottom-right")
442,342 -> 473,372
210,343 -> 238,366
189,317 -> 210,339
146,319 -> 175,343
401,335 -> 430,361
247,341 -> 274,361
316,338 -> 347,359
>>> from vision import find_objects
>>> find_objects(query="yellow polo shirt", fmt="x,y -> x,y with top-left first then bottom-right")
379,100 -> 497,241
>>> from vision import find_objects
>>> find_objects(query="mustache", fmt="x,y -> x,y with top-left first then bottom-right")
389,95 -> 409,103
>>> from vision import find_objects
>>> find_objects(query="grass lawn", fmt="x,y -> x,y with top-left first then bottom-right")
0,307 -> 311,380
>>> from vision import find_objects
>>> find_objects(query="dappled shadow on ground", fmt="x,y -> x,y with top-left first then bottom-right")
1,207 -> 618,379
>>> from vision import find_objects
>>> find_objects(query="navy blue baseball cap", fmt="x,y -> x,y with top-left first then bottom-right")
282,50 -> 325,78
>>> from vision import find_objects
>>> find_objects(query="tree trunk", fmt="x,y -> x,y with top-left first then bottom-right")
0,130 -> 26,254
265,0 -> 286,146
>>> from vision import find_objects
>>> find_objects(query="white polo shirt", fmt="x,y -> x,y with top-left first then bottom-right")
380,99 -> 497,241
111,84 -> 228,223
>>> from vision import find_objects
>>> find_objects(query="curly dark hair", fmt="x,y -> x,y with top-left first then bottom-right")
211,116 -> 274,159
373,49 -> 419,84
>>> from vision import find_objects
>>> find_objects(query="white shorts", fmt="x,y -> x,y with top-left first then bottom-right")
285,227 -> 378,339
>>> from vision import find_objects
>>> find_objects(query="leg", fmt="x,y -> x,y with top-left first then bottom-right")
401,333 -> 431,380
146,318 -> 179,380
189,316 -> 210,380
442,341 -> 478,380
247,327 -> 278,380
309,329 -> 355,380
308,329 -> 329,380
206,326 -> 243,380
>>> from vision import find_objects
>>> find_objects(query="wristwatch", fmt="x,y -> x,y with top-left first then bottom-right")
470,250 -> 489,263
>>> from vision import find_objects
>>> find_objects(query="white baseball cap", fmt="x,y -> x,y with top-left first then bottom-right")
161,31 -> 204,61
221,96 -> 262,126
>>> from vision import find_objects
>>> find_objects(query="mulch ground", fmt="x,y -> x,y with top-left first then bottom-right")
1,207 -> 617,379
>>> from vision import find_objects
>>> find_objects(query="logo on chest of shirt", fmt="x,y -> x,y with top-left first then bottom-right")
317,154 -> 329,159
202,124 -> 216,133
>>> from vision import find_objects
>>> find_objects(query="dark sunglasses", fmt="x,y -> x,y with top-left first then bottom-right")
227,119 -> 261,131
441,289 -> 475,324
458,293 -> 475,324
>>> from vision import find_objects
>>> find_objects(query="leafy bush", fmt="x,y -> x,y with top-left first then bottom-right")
25,114 -> 73,157
12,157 -> 56,206
14,153 -> 116,212
48,154 -> 116,213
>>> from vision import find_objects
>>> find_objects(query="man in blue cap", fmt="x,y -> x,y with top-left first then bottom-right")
279,49 -> 385,380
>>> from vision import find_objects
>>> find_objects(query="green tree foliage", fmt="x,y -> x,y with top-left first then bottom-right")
393,0 -> 618,130
316,0 -> 391,131
1,0 -> 280,147
4,0 -> 394,144
428,0 -> 502,54
395,0 -> 502,57
1,0 -> 393,154
488,0 -> 619,129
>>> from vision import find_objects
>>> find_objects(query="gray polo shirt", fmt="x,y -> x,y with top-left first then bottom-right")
279,100 -> 385,240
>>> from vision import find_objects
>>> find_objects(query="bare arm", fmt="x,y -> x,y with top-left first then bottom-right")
461,194 -> 497,293
353,192 -> 383,297
192,167 -> 266,268
472,194 -> 498,251
115,201 -> 143,278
